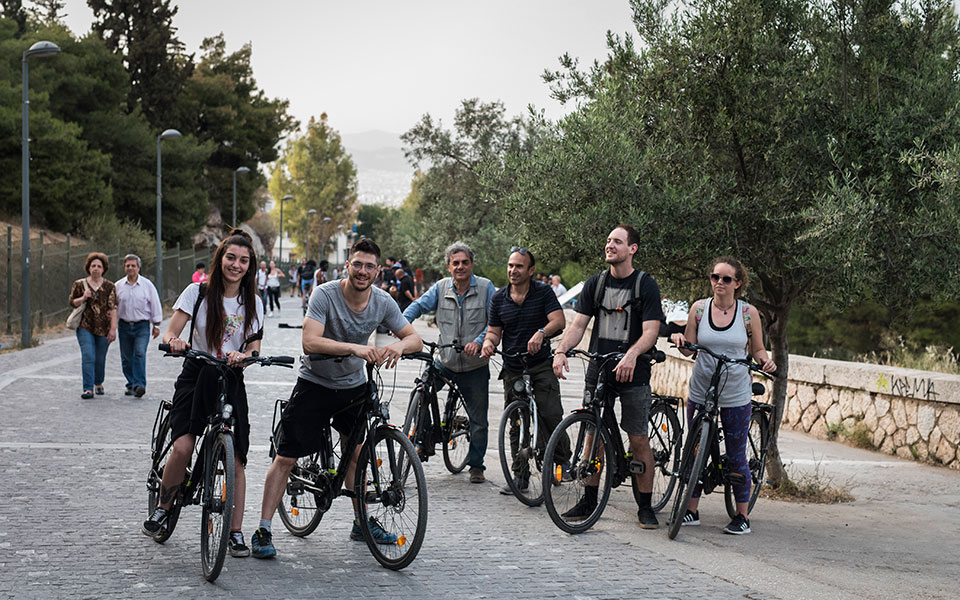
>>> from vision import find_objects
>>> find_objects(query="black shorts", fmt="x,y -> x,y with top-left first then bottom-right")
274,377 -> 367,459
168,358 -> 250,465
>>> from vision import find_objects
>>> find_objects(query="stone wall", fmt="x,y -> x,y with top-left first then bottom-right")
649,342 -> 960,470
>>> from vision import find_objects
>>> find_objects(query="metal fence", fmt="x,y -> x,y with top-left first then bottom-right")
0,225 -> 213,336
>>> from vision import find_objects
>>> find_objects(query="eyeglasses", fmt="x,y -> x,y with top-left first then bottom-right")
710,273 -> 736,284
510,246 -> 529,255
350,261 -> 379,273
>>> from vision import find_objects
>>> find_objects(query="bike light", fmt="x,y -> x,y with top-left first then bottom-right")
291,508 -> 299,516
221,483 -> 226,501
513,380 -> 525,393
397,536 -> 406,547
208,519 -> 213,534
555,465 -> 563,483
661,423 -> 668,433
222,404 -> 233,421
377,458 -> 383,467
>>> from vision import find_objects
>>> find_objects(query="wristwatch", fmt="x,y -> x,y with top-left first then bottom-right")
537,328 -> 546,336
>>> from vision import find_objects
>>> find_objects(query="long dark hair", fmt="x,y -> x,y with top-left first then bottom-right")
205,229 -> 259,353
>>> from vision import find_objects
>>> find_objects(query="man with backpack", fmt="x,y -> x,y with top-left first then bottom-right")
552,224 -> 665,529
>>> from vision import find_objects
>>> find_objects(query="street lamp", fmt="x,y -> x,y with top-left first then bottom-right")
156,128 -> 182,297
305,209 -> 317,261
279,195 -> 293,262
232,166 -> 250,228
21,40 -> 60,348
318,216 -> 332,263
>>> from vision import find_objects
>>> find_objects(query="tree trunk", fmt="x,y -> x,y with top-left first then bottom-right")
764,304 -> 792,487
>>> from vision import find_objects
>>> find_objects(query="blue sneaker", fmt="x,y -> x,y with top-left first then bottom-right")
350,517 -> 398,545
251,527 -> 276,559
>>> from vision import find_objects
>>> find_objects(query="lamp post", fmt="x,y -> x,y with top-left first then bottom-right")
318,216 -> 332,264
21,40 -> 60,349
156,128 -> 182,296
279,195 -> 293,262
232,166 -> 250,228
305,209 -> 317,261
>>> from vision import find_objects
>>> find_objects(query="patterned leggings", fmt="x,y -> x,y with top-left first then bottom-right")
686,401 -> 752,503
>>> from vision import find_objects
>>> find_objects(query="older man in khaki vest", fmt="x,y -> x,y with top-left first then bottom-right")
403,241 -> 495,484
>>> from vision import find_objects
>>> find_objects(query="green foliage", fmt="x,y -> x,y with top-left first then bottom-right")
79,213 -> 154,265
558,261 -> 592,290
268,114 -> 358,260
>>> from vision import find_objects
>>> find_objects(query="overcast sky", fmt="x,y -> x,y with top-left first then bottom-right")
60,1 -> 638,136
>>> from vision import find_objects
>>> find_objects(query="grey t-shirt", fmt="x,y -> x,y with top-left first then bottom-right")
298,280 -> 408,389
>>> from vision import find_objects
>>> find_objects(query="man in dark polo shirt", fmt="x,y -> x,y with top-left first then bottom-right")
482,246 -> 570,495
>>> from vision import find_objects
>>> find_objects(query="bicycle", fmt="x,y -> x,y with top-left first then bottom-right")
399,341 -> 471,473
147,344 -> 294,581
541,348 -> 668,534
666,341 -> 778,540
494,348 -> 554,507
268,355 -> 427,570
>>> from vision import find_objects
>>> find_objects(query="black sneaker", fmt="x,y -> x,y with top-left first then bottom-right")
724,514 -> 751,535
560,494 -> 597,521
134,386 -> 146,398
251,527 -> 276,559
125,387 -> 134,396
637,507 -> 659,529
681,510 -> 700,526
141,508 -> 168,537
499,477 -> 529,495
228,531 -> 250,557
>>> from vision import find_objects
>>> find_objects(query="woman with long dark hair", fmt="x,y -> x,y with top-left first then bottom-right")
141,229 -> 264,557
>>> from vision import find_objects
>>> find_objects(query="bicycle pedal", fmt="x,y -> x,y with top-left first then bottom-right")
629,460 -> 646,475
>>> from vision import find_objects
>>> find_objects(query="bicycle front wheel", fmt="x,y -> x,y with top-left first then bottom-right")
668,418 -> 709,540
498,399 -> 544,506
200,432 -> 235,582
542,412 -> 614,534
355,427 -> 427,570
645,400 -> 682,512
442,388 -> 470,474
725,410 -> 769,518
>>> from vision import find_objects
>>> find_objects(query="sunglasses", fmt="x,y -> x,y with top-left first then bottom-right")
510,246 -> 529,255
710,273 -> 737,284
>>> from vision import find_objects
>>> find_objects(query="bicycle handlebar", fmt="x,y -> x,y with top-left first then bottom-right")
564,348 -> 666,365
401,341 -> 465,363
159,344 -> 296,368
679,341 -> 780,378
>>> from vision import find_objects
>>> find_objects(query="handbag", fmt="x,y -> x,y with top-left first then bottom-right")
66,279 -> 89,329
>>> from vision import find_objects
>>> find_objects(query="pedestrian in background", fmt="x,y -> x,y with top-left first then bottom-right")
266,260 -> 284,316
69,252 -> 118,399
192,262 -> 208,284
257,261 -> 269,308
115,254 -> 163,398
288,263 -> 298,297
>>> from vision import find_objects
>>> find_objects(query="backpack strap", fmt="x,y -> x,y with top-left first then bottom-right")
594,270 -> 647,331
187,283 -> 207,348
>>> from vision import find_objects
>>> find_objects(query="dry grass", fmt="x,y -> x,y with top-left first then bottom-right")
762,461 -> 855,504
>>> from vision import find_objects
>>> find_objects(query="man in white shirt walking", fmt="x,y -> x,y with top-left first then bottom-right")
115,254 -> 163,398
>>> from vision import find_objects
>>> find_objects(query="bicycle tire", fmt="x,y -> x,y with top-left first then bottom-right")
668,418 -> 710,540
200,432 -> 234,582
645,401 -> 682,512
147,414 -> 182,544
355,427 -> 428,570
542,412 -> 614,534
725,410 -> 769,518
401,388 -> 423,439
441,387 -> 470,474
498,399 -> 544,506
276,454 -> 325,537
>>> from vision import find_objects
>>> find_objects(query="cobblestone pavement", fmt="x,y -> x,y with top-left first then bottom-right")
1,302 -> 956,599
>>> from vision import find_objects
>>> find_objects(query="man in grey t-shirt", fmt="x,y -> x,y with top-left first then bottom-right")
251,238 -> 422,559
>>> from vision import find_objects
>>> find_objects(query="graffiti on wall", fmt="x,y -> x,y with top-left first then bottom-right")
876,372 -> 938,402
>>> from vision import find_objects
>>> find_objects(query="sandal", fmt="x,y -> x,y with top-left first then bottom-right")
81,390 -> 94,399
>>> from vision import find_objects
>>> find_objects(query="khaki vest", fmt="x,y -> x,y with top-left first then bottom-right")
435,276 -> 492,372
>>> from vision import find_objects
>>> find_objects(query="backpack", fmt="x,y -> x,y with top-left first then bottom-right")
592,269 -> 648,333
694,298 -> 752,338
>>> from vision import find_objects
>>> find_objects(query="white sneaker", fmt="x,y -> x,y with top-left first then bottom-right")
269,311 -> 275,317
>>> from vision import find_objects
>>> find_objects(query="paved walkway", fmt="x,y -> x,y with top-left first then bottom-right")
0,302 -> 955,599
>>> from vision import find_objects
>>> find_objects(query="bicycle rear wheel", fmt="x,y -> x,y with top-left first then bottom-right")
725,410 -> 769,518
146,410 -> 182,544
277,454 -> 325,537
442,387 -> 470,474
668,418 -> 709,540
542,412 -> 614,534
646,400 -> 682,512
498,399 -> 544,506
200,432 -> 235,582
355,427 -> 427,570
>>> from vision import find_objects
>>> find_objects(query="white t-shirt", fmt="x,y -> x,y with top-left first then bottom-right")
173,283 -> 264,356
256,269 -> 268,290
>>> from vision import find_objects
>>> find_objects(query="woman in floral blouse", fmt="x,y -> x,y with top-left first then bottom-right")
69,252 -> 118,399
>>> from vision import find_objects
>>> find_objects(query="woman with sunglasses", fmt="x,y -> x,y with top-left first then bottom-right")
669,257 -> 776,535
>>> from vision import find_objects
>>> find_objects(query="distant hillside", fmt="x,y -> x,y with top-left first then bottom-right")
342,130 -> 414,207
